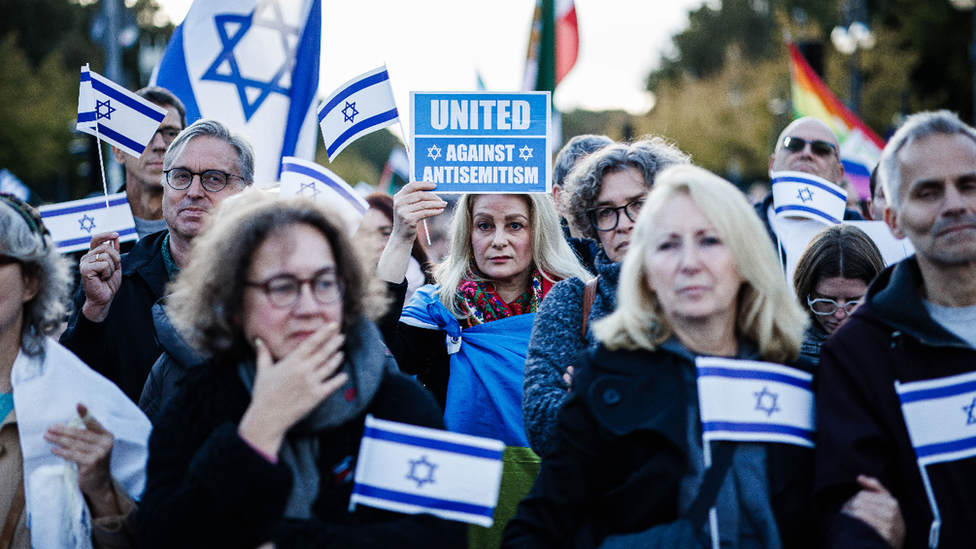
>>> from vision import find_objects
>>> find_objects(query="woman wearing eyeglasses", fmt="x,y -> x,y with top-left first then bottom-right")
137,189 -> 466,549
792,224 -> 885,362
522,137 -> 689,457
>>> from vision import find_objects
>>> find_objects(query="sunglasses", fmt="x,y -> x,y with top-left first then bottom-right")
782,136 -> 837,157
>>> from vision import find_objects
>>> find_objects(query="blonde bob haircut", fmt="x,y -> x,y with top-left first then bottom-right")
433,193 -> 592,319
594,165 -> 807,363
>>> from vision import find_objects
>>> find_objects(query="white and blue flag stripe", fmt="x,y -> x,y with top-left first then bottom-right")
278,157 -> 368,232
38,192 -> 137,253
771,170 -> 848,225
77,65 -> 167,158
696,357 -> 815,448
896,371 -> 976,466
351,415 -> 504,527
318,66 -> 400,161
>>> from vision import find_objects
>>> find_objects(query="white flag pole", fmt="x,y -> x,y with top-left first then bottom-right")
387,63 -> 431,248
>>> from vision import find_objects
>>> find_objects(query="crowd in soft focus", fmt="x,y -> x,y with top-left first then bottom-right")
1,81 -> 975,549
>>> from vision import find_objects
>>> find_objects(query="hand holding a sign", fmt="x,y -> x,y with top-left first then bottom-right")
377,181 -> 446,284
80,232 -> 122,323
841,475 -> 905,549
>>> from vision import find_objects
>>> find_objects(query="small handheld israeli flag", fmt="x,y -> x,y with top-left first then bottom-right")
278,157 -> 369,232
771,170 -> 848,225
696,357 -> 815,448
38,193 -> 137,253
350,415 -> 504,527
318,66 -> 400,161
77,65 -> 167,158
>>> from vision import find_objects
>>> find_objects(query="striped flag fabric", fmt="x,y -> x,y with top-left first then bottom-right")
77,65 -> 168,158
770,170 -> 849,225
278,157 -> 368,231
896,371 -> 976,466
522,0 -> 579,92
318,66 -> 400,162
152,0 -> 321,185
787,41 -> 885,199
37,192 -> 137,253
350,415 -> 504,527
696,357 -> 815,448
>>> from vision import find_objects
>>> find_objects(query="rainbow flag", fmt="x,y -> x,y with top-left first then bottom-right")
787,42 -> 885,199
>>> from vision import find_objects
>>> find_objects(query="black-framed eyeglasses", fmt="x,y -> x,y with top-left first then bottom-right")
164,168 -> 242,192
0,255 -> 20,266
783,136 -> 837,158
153,127 -> 181,145
807,295 -> 861,316
588,199 -> 644,232
246,271 -> 345,308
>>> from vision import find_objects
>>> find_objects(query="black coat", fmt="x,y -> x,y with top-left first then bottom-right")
60,230 -> 169,402
138,302 -> 207,424
137,355 -> 467,549
503,342 -> 815,549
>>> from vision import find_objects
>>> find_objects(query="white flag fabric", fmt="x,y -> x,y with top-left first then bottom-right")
77,65 -> 167,158
12,338 -> 151,549
0,169 -> 31,201
896,371 -> 976,466
152,0 -> 321,185
696,357 -> 815,448
318,66 -> 399,161
351,415 -> 504,527
771,170 -> 848,225
38,192 -> 137,253
278,157 -> 368,232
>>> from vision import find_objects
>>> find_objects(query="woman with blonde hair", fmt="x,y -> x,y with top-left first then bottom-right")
377,183 -> 590,547
503,165 -> 816,549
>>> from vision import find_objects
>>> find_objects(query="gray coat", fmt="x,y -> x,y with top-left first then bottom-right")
522,249 -> 621,456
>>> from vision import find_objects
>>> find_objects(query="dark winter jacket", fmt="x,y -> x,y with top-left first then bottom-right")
138,301 -> 207,424
504,340 -> 815,549
814,257 -> 976,548
522,249 -> 618,456
60,230 -> 170,402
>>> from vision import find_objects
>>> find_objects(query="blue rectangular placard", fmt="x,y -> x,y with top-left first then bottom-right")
410,92 -> 551,193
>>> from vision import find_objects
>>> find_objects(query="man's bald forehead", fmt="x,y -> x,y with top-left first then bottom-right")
776,117 -> 840,150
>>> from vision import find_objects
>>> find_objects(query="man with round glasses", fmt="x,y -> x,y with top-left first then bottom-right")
62,119 -> 252,405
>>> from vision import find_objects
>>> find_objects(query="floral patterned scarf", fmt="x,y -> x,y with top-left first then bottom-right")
457,268 -> 552,329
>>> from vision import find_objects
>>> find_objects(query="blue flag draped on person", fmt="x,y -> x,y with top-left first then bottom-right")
350,415 -> 504,527
152,0 -> 321,185
77,65 -> 168,158
318,65 -> 400,161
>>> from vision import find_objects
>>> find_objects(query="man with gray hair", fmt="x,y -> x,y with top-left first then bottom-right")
814,110 -> 976,548
61,119 -> 253,402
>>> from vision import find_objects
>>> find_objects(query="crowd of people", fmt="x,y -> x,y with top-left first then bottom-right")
1,78 -> 975,548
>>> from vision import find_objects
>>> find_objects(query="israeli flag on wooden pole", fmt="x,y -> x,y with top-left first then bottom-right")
38,193 -> 137,253
152,0 -> 321,186
696,357 -> 815,448
278,156 -> 368,232
77,65 -> 168,158
771,170 -> 848,225
350,415 -> 504,527
318,65 -> 400,161
894,371 -> 976,548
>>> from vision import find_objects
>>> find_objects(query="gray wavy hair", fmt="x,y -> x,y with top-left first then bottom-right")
562,136 -> 690,240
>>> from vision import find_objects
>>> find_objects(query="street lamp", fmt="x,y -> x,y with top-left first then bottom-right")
950,0 -> 976,125
831,21 -> 875,115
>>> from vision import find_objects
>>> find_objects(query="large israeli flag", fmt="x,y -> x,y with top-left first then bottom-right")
771,170 -> 848,225
896,371 -> 976,466
152,0 -> 320,186
38,193 -> 137,253
77,65 -> 167,158
318,66 -> 400,161
696,357 -> 815,448
278,156 -> 368,231
351,415 -> 504,527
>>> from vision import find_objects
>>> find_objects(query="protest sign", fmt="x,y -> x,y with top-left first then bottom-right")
411,92 -> 551,193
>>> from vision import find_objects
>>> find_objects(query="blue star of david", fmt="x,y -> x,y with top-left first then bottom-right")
797,187 -> 814,203
78,214 -> 96,233
519,145 -> 534,161
407,455 -> 437,487
963,398 -> 976,425
342,101 -> 359,124
95,99 -> 116,120
427,145 -> 442,161
200,0 -> 301,121
299,181 -> 320,198
754,386 -> 781,417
